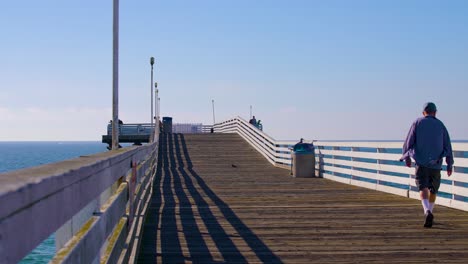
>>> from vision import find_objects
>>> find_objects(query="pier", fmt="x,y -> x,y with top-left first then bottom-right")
1,117 -> 468,263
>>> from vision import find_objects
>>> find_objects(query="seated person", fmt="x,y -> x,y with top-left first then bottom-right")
249,115 -> 257,125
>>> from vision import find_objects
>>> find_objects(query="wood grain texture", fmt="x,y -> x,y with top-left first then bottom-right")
137,133 -> 468,263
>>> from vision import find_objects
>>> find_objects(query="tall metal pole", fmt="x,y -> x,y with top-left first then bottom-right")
212,99 -> 215,124
111,0 -> 119,150
250,105 -> 252,119
150,57 -> 154,130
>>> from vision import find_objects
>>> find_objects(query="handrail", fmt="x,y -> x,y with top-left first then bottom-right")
107,123 -> 155,136
214,117 -> 297,168
107,123 -> 212,135
0,137 -> 159,263
214,117 -> 468,212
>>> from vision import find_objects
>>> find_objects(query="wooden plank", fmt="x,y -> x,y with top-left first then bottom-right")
137,133 -> 468,263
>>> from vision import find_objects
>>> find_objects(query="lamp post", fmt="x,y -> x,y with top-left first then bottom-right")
111,0 -> 119,150
212,99 -> 215,124
150,57 -> 155,130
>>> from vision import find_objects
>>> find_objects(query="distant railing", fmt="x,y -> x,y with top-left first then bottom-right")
109,123 -> 213,134
172,123 -> 214,134
0,135 -> 160,263
214,117 -> 468,212
202,125 -> 213,133
214,117 -> 296,168
172,123 -> 203,133
107,123 -> 154,135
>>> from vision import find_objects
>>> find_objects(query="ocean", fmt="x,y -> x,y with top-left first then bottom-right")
0,141 -> 109,264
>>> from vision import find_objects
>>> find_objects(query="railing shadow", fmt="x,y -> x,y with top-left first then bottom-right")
137,135 -> 165,262
138,133 -> 283,263
176,134 -> 283,264
171,134 -> 246,263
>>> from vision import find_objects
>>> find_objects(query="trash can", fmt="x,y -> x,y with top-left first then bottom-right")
162,117 -> 172,133
291,141 -> 315,178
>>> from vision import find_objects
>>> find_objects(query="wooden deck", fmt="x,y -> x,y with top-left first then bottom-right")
137,133 -> 468,263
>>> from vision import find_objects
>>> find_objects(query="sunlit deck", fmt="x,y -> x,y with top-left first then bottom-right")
137,133 -> 468,263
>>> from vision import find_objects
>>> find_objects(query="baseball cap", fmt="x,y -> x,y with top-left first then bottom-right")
423,102 -> 437,113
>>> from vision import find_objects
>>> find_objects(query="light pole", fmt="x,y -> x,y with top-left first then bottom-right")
112,0 -> 119,150
150,57 -> 155,130
250,105 -> 252,119
212,99 -> 215,124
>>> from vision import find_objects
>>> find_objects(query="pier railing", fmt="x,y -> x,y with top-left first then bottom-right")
214,117 -> 297,168
0,138 -> 159,263
107,123 -> 155,135
214,117 -> 468,211
106,123 -> 213,134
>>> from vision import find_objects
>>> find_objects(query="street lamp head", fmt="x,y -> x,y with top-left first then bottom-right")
150,57 -> 155,66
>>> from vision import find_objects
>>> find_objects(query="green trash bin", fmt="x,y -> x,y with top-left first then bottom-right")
291,142 -> 315,178
162,117 -> 172,133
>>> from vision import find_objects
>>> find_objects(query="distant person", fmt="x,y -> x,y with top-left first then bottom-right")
400,102 -> 453,228
109,119 -> 123,124
249,115 -> 257,125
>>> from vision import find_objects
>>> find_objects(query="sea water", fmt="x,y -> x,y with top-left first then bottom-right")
0,141 -> 108,263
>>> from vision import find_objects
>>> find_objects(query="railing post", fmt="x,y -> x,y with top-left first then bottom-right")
128,161 -> 137,227
377,148 -> 383,188
351,147 -> 358,181
332,146 -> 339,177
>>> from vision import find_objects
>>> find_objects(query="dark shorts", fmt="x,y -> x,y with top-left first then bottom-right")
415,166 -> 441,194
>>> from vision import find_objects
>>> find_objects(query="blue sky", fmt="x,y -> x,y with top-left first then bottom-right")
1,0 -> 467,140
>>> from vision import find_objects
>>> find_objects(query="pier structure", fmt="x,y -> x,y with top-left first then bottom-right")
1,117 -> 468,263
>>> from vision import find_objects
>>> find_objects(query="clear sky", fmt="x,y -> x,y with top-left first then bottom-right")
1,0 -> 467,141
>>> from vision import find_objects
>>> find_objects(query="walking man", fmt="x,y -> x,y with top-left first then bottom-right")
400,102 -> 454,228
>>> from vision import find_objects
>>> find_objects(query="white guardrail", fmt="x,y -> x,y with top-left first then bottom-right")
0,134 -> 160,263
214,116 -> 468,212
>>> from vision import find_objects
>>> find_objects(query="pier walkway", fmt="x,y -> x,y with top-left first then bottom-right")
137,133 -> 468,263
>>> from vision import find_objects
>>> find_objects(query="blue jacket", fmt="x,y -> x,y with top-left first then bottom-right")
400,116 -> 454,170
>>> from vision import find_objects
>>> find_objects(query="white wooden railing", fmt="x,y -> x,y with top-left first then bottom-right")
0,136 -> 160,263
214,117 -> 468,212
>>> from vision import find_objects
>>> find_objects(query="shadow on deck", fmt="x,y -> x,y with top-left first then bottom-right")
137,133 -> 468,263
